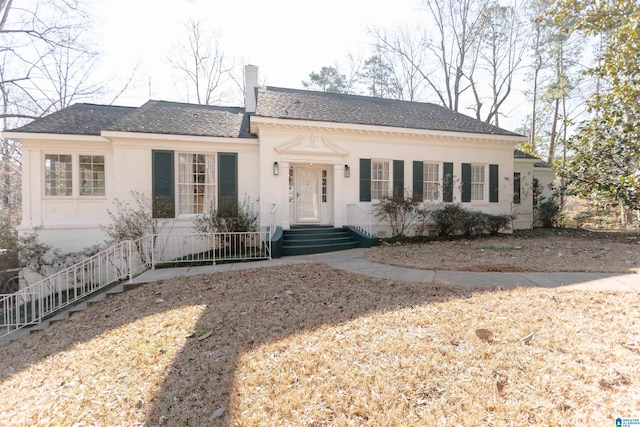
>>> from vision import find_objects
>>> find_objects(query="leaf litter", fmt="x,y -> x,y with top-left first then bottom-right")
0,260 -> 637,426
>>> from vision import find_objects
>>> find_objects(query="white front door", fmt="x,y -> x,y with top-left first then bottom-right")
295,167 -> 321,223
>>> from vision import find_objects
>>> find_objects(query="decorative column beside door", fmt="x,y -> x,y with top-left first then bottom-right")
333,163 -> 344,227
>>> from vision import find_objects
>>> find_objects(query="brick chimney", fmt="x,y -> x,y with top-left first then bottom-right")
244,65 -> 258,113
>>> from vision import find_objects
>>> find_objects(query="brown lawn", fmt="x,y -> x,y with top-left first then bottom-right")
1,230 -> 639,426
365,228 -> 640,273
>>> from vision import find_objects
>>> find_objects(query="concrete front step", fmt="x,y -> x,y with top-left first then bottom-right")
283,241 -> 360,256
284,235 -> 354,245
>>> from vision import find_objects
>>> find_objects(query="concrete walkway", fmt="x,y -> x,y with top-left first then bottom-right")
132,248 -> 640,292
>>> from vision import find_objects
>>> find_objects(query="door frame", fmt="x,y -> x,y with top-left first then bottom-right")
289,164 -> 334,225
294,166 -> 321,223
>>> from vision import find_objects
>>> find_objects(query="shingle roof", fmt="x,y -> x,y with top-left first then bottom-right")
106,100 -> 250,138
6,87 -> 522,139
6,100 -> 251,138
514,149 -> 540,159
513,149 -> 552,168
256,86 -> 522,137
7,103 -> 135,136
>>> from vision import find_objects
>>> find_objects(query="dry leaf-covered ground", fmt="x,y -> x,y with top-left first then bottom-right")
365,228 -> 640,273
1,262 -> 639,426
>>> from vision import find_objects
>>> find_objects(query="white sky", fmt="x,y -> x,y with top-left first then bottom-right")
93,0 -> 422,106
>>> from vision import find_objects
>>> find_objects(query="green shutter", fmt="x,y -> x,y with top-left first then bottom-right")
489,164 -> 499,203
461,163 -> 471,203
413,161 -> 423,199
359,158 -> 371,202
443,162 -> 454,203
393,160 -> 404,198
218,152 -> 238,217
152,150 -> 175,218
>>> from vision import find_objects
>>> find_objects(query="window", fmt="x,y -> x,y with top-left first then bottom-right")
178,153 -> 216,214
371,160 -> 390,200
471,164 -> 485,201
45,154 -> 104,197
289,166 -> 294,202
423,162 -> 440,202
44,154 -> 72,196
322,169 -> 327,203
79,156 -> 105,196
513,172 -> 521,204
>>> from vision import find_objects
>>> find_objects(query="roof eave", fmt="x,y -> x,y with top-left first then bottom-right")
250,116 -> 526,143
1,131 -> 110,142
101,130 -> 257,143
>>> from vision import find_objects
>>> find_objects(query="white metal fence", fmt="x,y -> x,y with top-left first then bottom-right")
1,231 -> 271,341
149,232 -> 271,266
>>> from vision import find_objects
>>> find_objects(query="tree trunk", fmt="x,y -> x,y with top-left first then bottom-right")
547,97 -> 560,164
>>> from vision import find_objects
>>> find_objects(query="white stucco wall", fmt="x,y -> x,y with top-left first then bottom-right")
252,118 -> 521,237
14,117 -> 537,253
16,132 -> 260,253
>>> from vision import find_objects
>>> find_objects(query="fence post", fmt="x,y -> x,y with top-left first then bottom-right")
151,236 -> 155,270
128,240 -> 133,283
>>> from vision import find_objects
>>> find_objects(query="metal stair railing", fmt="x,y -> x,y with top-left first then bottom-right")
0,239 -> 145,339
0,231 -> 271,341
346,204 -> 374,237
149,231 -> 271,266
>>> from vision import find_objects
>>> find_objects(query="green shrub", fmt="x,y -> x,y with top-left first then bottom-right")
535,198 -> 561,228
458,209 -> 485,236
483,214 -> 513,235
431,204 -> 467,236
431,205 -> 511,237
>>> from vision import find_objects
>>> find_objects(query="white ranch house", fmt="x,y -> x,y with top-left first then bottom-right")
4,65 -> 553,255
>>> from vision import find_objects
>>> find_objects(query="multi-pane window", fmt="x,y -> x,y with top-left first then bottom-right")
44,154 -> 73,196
423,162 -> 440,202
371,160 -> 390,200
513,172 -> 521,204
471,164 -> 485,201
79,155 -> 105,196
178,153 -> 216,214
289,166 -> 294,202
322,169 -> 327,203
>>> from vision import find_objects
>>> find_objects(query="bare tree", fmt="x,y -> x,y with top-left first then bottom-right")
469,0 -> 528,126
370,28 -> 428,101
373,0 -> 492,113
168,20 -> 234,105
526,0 -> 549,153
1,0 -> 101,218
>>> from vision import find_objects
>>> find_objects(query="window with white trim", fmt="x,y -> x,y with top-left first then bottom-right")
423,162 -> 440,202
322,169 -> 327,203
79,155 -> 105,196
44,154 -> 106,197
178,153 -> 216,214
44,154 -> 72,196
371,160 -> 390,200
471,164 -> 485,201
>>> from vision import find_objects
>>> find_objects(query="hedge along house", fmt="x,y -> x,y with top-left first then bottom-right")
4,65 -> 553,254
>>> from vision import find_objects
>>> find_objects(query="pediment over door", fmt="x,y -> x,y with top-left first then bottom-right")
274,135 -> 348,158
